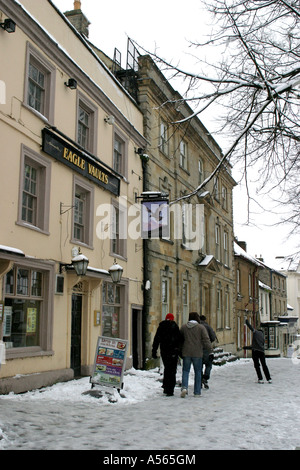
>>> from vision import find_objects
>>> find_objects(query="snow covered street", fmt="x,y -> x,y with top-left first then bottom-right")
0,357 -> 299,451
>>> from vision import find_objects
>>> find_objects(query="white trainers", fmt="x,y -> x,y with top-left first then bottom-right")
181,388 -> 187,398
268,379 -> 272,384
258,380 -> 264,384
194,394 -> 201,398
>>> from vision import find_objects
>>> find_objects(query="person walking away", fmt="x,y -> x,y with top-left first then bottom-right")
180,312 -> 213,397
199,315 -> 217,389
243,319 -> 272,384
152,313 -> 181,396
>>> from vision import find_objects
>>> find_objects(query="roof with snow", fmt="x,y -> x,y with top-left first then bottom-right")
234,242 -> 264,267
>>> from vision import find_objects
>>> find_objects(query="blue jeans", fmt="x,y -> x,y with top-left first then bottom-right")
182,356 -> 203,395
202,349 -> 213,381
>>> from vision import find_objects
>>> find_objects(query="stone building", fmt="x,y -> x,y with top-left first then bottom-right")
234,241 -> 263,355
135,55 -> 237,361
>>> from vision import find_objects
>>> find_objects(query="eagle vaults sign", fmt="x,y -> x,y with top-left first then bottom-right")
42,128 -> 120,196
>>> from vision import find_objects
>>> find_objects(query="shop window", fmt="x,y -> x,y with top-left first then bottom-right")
3,267 -> 44,349
102,282 -> 122,338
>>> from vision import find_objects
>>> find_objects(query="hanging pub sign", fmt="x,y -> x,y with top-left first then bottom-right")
90,336 -> 128,390
42,128 -> 120,196
140,192 -> 170,239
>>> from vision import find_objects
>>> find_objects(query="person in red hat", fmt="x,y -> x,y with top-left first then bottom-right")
152,313 -> 181,396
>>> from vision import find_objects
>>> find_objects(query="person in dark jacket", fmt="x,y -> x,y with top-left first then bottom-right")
152,313 -> 181,396
199,315 -> 217,389
243,319 -> 272,384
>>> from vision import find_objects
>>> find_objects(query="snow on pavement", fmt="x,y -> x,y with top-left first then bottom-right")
0,357 -> 299,450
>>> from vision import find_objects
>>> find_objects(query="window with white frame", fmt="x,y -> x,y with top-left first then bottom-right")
217,282 -> 222,329
221,186 -> 228,210
248,273 -> 252,297
215,223 -> 220,260
161,278 -> 169,320
113,130 -> 128,178
182,281 -> 189,324
198,158 -> 204,185
223,231 -> 229,266
214,177 -> 220,200
225,286 -> 230,328
160,120 -> 169,155
72,177 -> 94,247
237,268 -> 241,294
77,94 -> 98,153
111,200 -> 127,258
18,146 -> 51,233
180,140 -> 188,170
24,43 -> 55,123
113,137 -> 123,174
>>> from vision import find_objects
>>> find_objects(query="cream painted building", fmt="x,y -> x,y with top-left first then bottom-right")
0,0 -> 146,393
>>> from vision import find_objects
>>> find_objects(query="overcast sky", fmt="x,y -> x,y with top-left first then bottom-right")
51,0 -> 299,267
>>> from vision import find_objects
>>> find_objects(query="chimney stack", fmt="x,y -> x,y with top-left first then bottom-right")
64,1 -> 90,37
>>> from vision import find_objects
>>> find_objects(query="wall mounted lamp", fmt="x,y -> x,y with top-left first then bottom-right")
104,115 -> 115,125
0,18 -> 16,33
64,78 -> 77,90
108,259 -> 123,284
59,248 -> 89,276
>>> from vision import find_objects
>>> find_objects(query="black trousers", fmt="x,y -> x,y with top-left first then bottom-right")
252,349 -> 271,381
161,353 -> 178,394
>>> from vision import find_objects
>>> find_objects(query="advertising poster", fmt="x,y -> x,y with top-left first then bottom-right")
26,308 -> 37,334
90,336 -> 128,389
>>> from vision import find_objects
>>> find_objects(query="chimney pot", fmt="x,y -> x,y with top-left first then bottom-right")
74,1 -> 81,9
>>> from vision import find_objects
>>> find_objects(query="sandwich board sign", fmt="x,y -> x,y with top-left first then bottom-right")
90,336 -> 128,390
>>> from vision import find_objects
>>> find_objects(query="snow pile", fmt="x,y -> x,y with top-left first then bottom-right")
1,358 -> 300,450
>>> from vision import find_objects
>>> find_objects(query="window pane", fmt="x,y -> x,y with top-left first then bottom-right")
17,269 -> 29,296
28,63 -> 45,113
22,163 -> 37,225
78,106 -> 90,149
5,269 -> 14,295
113,138 -> 122,173
31,271 -> 42,297
74,191 -> 85,241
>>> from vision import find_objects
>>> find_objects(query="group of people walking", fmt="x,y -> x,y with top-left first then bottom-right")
152,312 -> 216,397
152,312 -> 272,397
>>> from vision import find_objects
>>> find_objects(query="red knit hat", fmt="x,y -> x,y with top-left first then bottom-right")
166,313 -> 174,321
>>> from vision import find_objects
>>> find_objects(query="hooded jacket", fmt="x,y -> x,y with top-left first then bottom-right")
180,320 -> 212,357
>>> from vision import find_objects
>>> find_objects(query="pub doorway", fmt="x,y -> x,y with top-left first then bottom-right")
71,294 -> 82,377
132,307 -> 143,369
